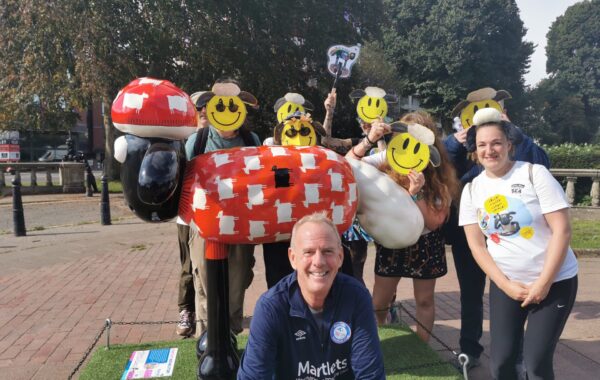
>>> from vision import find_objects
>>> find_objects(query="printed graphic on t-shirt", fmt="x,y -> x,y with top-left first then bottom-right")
477,194 -> 534,243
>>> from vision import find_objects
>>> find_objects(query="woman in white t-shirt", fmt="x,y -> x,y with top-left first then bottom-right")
458,108 -> 578,380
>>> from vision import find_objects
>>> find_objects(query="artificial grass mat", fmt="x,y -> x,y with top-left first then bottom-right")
79,324 -> 460,379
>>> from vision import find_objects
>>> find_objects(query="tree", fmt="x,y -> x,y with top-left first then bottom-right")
0,0 -> 81,133
545,0 -> 600,141
382,0 -> 533,128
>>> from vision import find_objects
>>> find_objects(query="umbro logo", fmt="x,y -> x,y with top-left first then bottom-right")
294,330 -> 307,341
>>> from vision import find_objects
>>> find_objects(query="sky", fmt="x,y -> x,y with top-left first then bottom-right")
516,0 -> 583,87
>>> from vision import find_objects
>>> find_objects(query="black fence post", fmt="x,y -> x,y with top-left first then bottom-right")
11,173 -> 26,237
100,175 -> 111,225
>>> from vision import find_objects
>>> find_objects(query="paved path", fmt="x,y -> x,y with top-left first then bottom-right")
0,194 -> 599,379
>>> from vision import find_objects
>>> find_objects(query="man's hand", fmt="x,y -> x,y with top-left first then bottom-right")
324,89 -> 337,113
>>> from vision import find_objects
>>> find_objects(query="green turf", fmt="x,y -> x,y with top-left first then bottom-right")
79,324 -> 460,379
571,219 -> 600,250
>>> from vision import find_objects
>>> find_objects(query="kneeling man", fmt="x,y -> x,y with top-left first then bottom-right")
238,212 -> 384,379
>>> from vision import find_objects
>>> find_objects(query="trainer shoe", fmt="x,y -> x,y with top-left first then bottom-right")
176,309 -> 195,337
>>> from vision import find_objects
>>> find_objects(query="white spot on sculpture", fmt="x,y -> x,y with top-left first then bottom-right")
167,95 -> 188,113
328,169 -> 343,192
270,147 -> 288,157
246,184 -> 265,209
243,155 -> 262,174
303,184 -> 320,207
330,202 -> 344,225
275,232 -> 291,242
348,182 -> 357,205
138,78 -> 163,86
217,211 -> 237,235
123,93 -> 149,113
299,153 -> 316,173
192,187 -> 209,211
213,153 -> 233,167
274,199 -> 293,223
323,149 -> 339,161
215,176 -> 235,200
248,220 -> 267,240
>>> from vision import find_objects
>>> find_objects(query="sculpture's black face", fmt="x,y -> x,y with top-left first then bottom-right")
120,134 -> 185,222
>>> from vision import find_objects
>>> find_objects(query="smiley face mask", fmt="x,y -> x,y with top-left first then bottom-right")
386,123 -> 441,175
349,87 -> 398,124
195,82 -> 258,132
273,93 -> 315,123
451,87 -> 511,130
273,112 -> 326,147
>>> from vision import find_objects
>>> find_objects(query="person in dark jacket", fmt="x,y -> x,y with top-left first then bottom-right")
238,212 -> 385,380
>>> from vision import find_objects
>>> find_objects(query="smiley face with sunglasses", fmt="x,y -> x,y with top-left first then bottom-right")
273,111 -> 326,147
195,81 -> 258,132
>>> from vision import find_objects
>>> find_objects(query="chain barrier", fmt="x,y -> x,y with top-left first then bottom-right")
392,301 -> 471,379
67,318 -> 182,380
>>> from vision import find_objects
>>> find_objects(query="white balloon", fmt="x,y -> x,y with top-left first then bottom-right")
348,158 -> 424,249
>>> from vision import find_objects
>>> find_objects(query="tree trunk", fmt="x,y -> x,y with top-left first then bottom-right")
102,97 -> 119,180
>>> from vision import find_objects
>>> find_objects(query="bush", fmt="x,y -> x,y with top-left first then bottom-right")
544,143 -> 600,205
544,143 -> 600,169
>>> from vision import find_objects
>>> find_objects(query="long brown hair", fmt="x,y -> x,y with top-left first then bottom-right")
380,111 -> 460,211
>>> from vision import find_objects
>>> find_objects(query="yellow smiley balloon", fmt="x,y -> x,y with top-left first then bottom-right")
206,95 -> 247,131
356,95 -> 388,124
280,120 -> 317,146
276,102 -> 306,123
460,99 -> 503,130
386,133 -> 430,174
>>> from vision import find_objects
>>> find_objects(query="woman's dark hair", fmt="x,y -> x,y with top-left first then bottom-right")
465,121 -> 523,158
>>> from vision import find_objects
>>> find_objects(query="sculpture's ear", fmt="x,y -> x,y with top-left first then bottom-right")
273,97 -> 286,113
494,90 -> 512,103
384,93 -> 398,104
389,121 -> 408,133
451,100 -> 470,118
303,99 -> 315,111
429,146 -> 441,168
239,91 -> 258,107
349,89 -> 366,99
312,121 -> 326,137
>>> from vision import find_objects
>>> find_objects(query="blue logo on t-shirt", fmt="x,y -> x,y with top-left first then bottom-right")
330,321 -> 351,344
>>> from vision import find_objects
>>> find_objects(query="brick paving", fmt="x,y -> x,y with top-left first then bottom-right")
0,193 -> 599,379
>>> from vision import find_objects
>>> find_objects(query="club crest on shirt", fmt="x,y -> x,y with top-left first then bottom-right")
330,321 -> 351,344
511,183 -> 525,194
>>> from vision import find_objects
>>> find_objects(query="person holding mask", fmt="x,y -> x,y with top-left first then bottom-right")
346,111 -> 460,342
459,108 -> 578,379
238,213 -> 384,379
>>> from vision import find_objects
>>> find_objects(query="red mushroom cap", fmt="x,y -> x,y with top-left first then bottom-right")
111,77 -> 197,140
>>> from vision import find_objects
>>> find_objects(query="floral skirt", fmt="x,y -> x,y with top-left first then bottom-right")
375,230 -> 447,279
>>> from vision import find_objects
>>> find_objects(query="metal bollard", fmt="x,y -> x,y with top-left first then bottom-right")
100,175 -> 111,225
11,174 -> 26,237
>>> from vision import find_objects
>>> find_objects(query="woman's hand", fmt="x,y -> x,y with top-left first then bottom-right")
407,170 -> 425,196
453,129 -> 467,144
521,278 -> 551,307
367,119 -> 391,143
501,280 -> 530,301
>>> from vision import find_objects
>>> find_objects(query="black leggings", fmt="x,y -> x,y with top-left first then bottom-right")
489,276 -> 578,380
